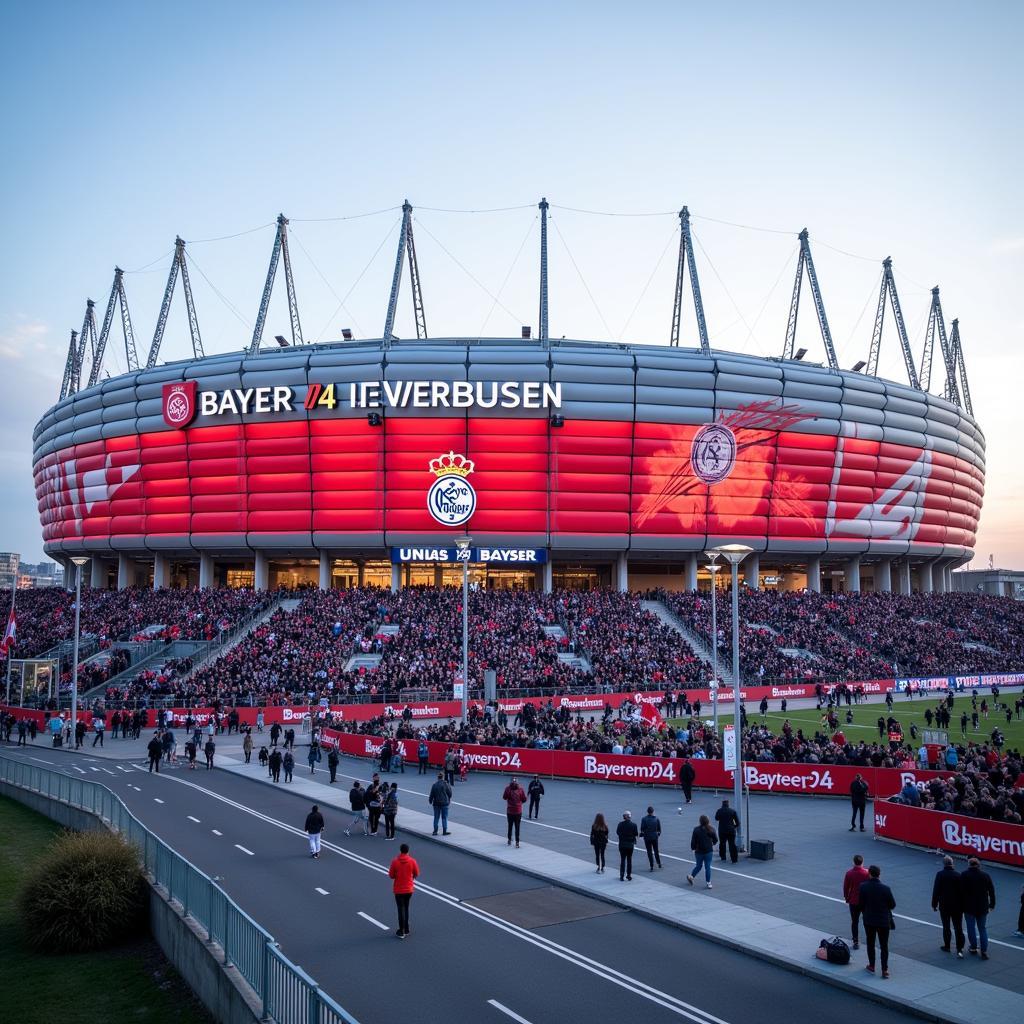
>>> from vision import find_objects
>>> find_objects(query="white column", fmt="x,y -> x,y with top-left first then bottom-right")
743,554 -> 760,588
895,560 -> 910,595
542,560 -> 553,594
62,557 -> 76,591
254,551 -> 269,591
616,553 -> 628,592
357,561 -> 365,587
845,556 -> 861,593
199,553 -> 215,589
874,559 -> 892,593
117,553 -> 132,590
918,561 -> 933,594
685,553 -> 698,592
945,564 -> 955,592
90,557 -> 106,589
806,556 -> 821,593
319,552 -> 331,591
391,563 -> 400,593
933,560 -> 948,594
153,553 -> 170,590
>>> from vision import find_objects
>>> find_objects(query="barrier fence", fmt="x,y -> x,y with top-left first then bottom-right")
0,754 -> 359,1024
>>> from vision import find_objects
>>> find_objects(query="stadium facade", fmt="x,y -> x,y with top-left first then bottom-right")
33,336 -> 984,595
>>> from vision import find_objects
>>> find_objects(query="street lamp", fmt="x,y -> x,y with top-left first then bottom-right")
453,535 -> 472,724
711,543 -> 753,854
69,555 -> 90,747
704,552 -> 722,734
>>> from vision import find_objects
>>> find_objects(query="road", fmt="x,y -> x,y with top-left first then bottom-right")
2,744 -> 931,1024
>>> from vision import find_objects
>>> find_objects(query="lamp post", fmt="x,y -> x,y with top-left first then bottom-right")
453,536 -> 472,723
704,552 -> 722,734
69,555 -> 90,746
711,543 -> 753,854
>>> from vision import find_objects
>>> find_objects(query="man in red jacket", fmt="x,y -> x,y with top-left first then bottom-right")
503,777 -> 527,848
388,843 -> 419,939
842,853 -> 870,950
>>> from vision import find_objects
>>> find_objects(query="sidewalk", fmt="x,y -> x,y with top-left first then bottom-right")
216,752 -> 1019,1024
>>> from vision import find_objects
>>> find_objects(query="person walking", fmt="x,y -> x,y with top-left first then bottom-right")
842,853 -> 870,949
345,781 -> 369,836
678,758 -> 696,804
269,748 -> 283,782
308,741 -> 322,775
388,842 -> 419,939
849,773 -> 869,832
640,806 -> 663,870
147,733 -> 163,773
444,747 -> 458,786
256,709 -> 264,733
527,775 -> 545,819
961,856 -> 996,959
243,731 -> 253,764
204,738 -> 215,769
383,782 -> 399,840
270,722 -> 281,748
417,739 -> 430,775
687,815 -> 717,889
859,865 -> 896,978
503,777 -> 527,847
366,780 -> 384,836
428,772 -> 452,835
590,813 -> 609,873
932,855 -> 965,957
327,747 -> 339,783
304,804 -> 325,859
616,811 -> 638,881
714,799 -> 740,863
283,750 -> 295,783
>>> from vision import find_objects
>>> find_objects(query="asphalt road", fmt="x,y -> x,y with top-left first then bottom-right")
4,745 -> 932,1024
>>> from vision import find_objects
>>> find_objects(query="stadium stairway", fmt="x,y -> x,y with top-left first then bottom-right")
642,599 -> 738,687
544,624 -> 592,673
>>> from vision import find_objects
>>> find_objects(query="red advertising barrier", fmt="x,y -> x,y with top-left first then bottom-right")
318,727 -> 957,797
874,801 -> 1024,868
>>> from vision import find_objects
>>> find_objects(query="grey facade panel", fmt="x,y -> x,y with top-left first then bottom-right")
634,403 -> 712,425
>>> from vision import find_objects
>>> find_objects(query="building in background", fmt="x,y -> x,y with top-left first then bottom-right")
0,552 -> 19,590
952,567 -> 1024,600
18,561 -> 63,588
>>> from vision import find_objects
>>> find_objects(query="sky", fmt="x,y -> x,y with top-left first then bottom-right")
1,1 -> 1021,567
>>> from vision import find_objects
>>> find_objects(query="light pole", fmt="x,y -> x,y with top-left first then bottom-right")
69,555 -> 90,746
712,543 -> 753,853
704,552 -> 722,734
453,536 -> 472,724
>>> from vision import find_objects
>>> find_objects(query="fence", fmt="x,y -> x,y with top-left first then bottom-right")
0,754 -> 359,1024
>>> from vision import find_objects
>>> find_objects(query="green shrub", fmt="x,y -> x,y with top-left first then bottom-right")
17,828 -> 148,953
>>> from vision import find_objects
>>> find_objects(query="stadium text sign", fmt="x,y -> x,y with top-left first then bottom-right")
390,547 -> 547,563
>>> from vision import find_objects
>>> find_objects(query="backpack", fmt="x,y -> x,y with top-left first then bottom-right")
818,936 -> 850,965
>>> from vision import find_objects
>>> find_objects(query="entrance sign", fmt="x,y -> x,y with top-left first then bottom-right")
391,546 -> 547,564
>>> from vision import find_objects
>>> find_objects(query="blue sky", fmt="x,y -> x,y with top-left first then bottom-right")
2,1 -> 1021,565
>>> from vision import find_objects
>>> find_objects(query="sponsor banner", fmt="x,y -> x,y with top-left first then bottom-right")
390,546 -> 547,564
874,802 -> 1024,868
894,672 -> 1024,692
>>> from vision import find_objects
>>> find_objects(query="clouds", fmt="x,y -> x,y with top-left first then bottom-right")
0,316 -> 58,367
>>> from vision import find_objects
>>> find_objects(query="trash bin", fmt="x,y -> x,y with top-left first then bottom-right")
749,839 -> 774,861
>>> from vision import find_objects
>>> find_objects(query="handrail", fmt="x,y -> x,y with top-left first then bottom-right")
0,753 -> 360,1024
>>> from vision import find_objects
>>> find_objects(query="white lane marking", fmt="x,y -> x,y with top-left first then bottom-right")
156,773 -> 730,1024
89,766 -> 100,772
130,784 -> 142,791
187,815 -> 201,823
489,1000 -> 533,1024
357,911 -> 388,930
100,767 -> 116,775
212,829 -> 223,836
154,798 -> 165,804
72,766 -> 86,774
117,765 -> 132,773
315,887 -> 330,895
235,844 -> 255,856
28,757 -> 56,765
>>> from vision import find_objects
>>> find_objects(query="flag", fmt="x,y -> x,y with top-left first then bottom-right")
640,701 -> 665,731
0,608 -> 15,656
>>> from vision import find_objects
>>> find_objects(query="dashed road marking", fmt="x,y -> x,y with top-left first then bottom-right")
212,829 -> 223,836
315,887 -> 330,895
235,844 -> 254,856
187,815 -> 201,823
357,911 -> 388,930
488,1000 -> 533,1024
154,798 -> 165,804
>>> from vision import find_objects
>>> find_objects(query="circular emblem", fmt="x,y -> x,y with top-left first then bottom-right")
427,474 -> 477,526
166,393 -> 191,425
691,422 -> 737,485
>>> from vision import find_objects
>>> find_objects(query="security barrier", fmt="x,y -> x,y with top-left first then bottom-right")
0,754 -> 359,1024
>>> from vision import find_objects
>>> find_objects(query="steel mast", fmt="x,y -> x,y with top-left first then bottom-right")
146,237 -> 204,368
669,206 -> 710,354
920,287 -> 960,405
248,214 -> 304,356
781,229 -> 839,371
538,197 -> 549,342
89,268 -> 139,387
382,200 -> 427,344
867,258 -> 920,387
70,299 -> 97,394
949,318 -> 973,416
59,329 -> 78,401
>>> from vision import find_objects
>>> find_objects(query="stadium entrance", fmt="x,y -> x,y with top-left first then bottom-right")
400,563 -> 538,590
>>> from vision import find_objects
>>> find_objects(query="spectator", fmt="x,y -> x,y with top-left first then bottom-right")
590,812 -> 609,873
616,811 -> 638,881
687,815 -> 717,889
640,806 -> 662,870
859,865 -> 896,978
843,853 -> 869,950
931,855 -> 965,958
961,857 -> 996,960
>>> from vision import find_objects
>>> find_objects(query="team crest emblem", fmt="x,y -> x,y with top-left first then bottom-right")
691,422 -> 737,485
427,451 -> 477,527
162,381 -> 198,428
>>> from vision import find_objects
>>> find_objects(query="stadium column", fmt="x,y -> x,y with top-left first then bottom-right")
932,559 -> 948,594
845,556 -> 861,593
254,552 -> 269,591
874,559 -> 892,593
542,560 -> 552,594
917,560 -> 933,593
685,553 -> 698,591
897,560 -> 912,595
391,563 -> 400,593
117,553 -> 132,590
152,553 -> 170,590
318,553 -> 330,591
89,557 -> 106,589
743,554 -> 760,588
806,557 -> 821,593
616,553 -> 628,592
199,553 -> 215,590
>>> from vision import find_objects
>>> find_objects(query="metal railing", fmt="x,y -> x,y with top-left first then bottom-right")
0,754 -> 359,1024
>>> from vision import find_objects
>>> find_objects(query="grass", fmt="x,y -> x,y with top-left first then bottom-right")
0,796 -> 212,1024
670,694 -> 1024,754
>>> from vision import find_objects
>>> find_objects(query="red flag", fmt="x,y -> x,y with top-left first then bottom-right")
0,609 -> 15,655
640,701 -> 664,731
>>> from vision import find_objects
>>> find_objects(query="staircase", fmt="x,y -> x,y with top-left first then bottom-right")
543,624 -> 591,672
642,599 -> 740,687
343,621 -> 396,673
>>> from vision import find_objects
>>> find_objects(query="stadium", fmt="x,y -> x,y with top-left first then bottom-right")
32,206 -> 984,598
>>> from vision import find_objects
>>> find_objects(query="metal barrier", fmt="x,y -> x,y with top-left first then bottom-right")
0,754 -> 359,1024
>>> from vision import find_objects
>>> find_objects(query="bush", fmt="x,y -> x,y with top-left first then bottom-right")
17,829 -> 148,953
